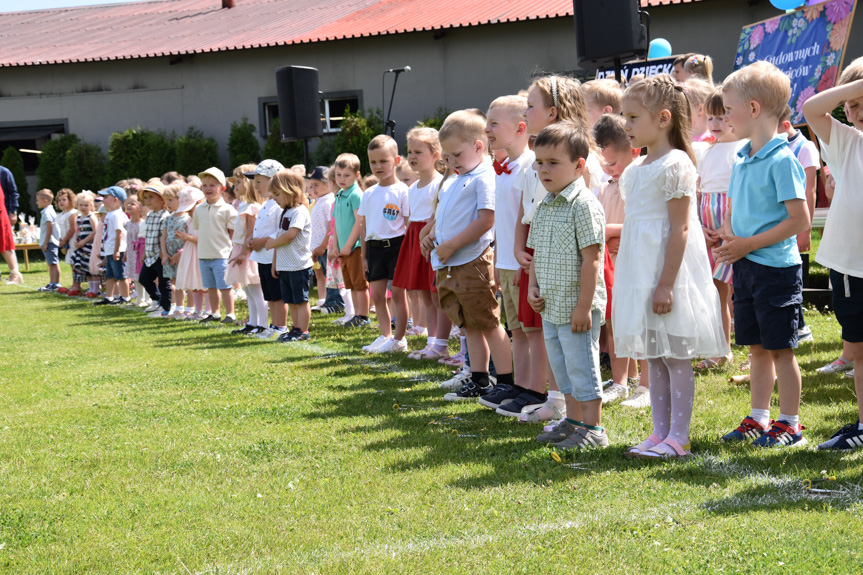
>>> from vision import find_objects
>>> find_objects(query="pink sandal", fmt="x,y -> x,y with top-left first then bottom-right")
408,346 -> 448,360
623,433 -> 662,458
439,351 -> 465,367
637,436 -> 691,460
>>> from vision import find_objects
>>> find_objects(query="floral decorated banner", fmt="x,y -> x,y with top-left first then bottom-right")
734,0 -> 856,124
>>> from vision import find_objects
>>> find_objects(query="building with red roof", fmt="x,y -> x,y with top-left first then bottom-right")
0,0 -> 856,192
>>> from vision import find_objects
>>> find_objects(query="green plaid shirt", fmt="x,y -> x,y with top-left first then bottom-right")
526,179 -> 607,324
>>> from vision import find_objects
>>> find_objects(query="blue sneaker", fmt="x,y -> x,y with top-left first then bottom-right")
818,421 -> 863,450
720,416 -> 768,443
752,420 -> 807,448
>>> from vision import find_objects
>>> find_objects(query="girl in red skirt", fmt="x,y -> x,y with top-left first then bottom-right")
393,127 -> 452,360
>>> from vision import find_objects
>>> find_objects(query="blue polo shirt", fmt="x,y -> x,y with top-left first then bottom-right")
333,181 -> 362,252
432,162 -> 495,270
728,135 -> 806,268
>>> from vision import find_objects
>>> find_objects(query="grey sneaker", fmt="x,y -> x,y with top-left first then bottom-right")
536,418 -> 578,444
555,427 -> 609,450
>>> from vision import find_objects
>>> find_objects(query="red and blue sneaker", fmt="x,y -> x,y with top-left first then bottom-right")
752,420 -> 806,448
720,416 -> 768,443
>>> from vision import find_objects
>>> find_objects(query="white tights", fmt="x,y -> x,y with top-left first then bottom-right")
648,357 -> 695,445
245,283 -> 268,327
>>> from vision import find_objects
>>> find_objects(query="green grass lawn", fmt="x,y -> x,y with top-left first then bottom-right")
2,262 -> 863,574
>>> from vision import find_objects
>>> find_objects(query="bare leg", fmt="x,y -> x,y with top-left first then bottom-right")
749,345 -> 777,412
607,323 -> 628,385
207,288 -> 221,316
524,328 -> 548,393
770,347 -> 801,416
420,290 -> 437,336
370,279 -> 392,337
849,342 -> 863,422
391,286 -> 408,340
353,288 -> 370,317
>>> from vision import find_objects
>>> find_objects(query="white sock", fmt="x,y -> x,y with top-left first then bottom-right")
547,390 -> 565,406
459,336 -> 467,354
750,408 -> 771,429
779,413 -> 799,431
858,422 -> 863,431
343,289 -> 354,316
435,338 -> 449,351
427,336 -> 435,346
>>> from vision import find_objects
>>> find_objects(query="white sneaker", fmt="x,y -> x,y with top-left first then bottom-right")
363,335 -> 390,353
846,369 -> 856,379
334,314 -> 352,325
148,308 -> 167,318
601,383 -> 629,404
255,326 -> 276,339
137,300 -> 150,308
440,366 -> 471,390
798,325 -> 815,343
317,298 -> 326,307
144,302 -> 161,313
377,337 -> 408,353
518,400 -> 565,423
620,385 -> 651,408
816,357 -> 854,374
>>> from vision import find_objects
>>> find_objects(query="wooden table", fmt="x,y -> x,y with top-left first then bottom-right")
14,243 -> 39,271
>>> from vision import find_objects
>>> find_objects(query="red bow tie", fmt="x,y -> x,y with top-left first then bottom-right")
493,160 -> 511,176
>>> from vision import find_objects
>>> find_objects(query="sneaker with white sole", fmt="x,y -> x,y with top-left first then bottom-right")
443,380 -> 493,401
537,418 -> 578,444
519,400 -> 566,423
555,427 -> 609,450
148,307 -> 168,318
601,383 -> 629,404
846,368 -> 856,379
363,335 -> 390,353
797,325 -> 815,343
144,302 -> 161,313
751,420 -> 806,448
376,337 -> 408,353
440,366 -> 471,390
255,326 -> 277,339
816,357 -> 854,374
818,421 -> 863,450
620,385 -> 651,408
495,392 -> 546,417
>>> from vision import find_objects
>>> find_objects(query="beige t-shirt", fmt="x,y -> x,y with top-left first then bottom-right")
193,199 -> 237,259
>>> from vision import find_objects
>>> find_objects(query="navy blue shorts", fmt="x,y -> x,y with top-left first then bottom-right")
258,263 -> 282,302
104,256 -> 127,280
732,258 -> 802,350
831,269 -> 863,343
317,254 -> 328,276
279,267 -> 312,305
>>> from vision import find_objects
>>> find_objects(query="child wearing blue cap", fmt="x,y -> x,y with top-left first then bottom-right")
93,186 -> 130,305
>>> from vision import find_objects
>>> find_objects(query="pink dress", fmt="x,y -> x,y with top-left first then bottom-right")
224,202 -> 260,285
174,222 -> 203,291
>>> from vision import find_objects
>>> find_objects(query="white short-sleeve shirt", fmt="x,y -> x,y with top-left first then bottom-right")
275,205 -> 313,272
495,151 -> 534,271
357,182 -> 410,240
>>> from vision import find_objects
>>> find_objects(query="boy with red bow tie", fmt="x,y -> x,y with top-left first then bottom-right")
479,95 -> 556,418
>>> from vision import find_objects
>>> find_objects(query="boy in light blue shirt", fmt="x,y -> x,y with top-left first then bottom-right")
36,188 -> 61,291
716,61 -> 810,448
421,110 -> 513,402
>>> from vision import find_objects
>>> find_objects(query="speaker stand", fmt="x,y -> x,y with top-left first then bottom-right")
614,57 -> 623,85
303,139 -> 310,169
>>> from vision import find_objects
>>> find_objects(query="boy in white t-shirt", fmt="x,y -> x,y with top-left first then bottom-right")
94,186 -> 130,305
307,166 -> 343,314
480,95 -> 554,417
803,56 -> 863,450
358,135 -> 411,354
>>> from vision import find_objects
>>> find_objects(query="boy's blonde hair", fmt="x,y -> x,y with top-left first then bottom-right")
37,188 -> 54,201
529,75 -> 592,139
439,110 -> 488,148
406,126 -> 441,156
334,153 -> 361,174
722,61 -> 790,119
55,188 -> 77,209
269,169 -> 308,209
368,134 -> 399,156
186,175 -> 202,189
487,95 -> 528,122
534,121 -> 590,163
624,74 -> 696,164
582,79 -> 623,114
396,163 -> 418,179
232,163 -> 261,204
683,54 -> 714,84
290,164 -> 306,177
839,55 -> 863,86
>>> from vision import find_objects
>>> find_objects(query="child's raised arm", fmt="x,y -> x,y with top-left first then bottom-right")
653,196 -> 690,315
803,79 -> 863,145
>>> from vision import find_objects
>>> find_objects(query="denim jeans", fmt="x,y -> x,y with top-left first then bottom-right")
542,310 -> 603,401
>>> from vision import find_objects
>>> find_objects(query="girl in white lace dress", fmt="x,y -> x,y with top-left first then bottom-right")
614,75 -> 727,459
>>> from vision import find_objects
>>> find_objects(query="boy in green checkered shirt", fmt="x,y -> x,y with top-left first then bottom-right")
527,122 -> 609,450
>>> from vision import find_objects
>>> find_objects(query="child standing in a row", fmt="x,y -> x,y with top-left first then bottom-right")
195,167 -> 238,324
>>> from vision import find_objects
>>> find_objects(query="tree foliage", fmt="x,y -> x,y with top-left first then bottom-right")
60,141 -> 107,192
176,127 -> 219,176
36,134 -> 80,192
261,118 -> 304,169
228,117 -> 261,168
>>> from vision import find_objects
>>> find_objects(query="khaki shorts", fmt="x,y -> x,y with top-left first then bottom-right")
341,248 -> 368,291
436,248 -> 500,331
498,268 -> 539,333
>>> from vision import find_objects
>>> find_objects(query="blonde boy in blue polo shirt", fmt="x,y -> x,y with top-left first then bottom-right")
421,110 -> 514,401
716,61 -> 810,448
527,122 -> 608,450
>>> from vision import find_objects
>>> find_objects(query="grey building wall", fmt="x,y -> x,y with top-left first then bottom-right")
0,0 -> 860,185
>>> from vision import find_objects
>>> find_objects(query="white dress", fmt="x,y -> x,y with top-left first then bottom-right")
612,149 -> 728,360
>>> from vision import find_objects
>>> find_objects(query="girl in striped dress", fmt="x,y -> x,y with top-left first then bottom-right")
70,191 -> 99,297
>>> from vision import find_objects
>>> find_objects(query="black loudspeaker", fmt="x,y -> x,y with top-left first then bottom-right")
573,0 -> 648,70
275,65 -> 322,140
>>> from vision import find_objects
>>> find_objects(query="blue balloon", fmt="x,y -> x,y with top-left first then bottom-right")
648,38 -> 672,59
770,0 -> 803,9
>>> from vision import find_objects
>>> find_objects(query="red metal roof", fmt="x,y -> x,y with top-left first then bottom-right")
0,0 -> 701,68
